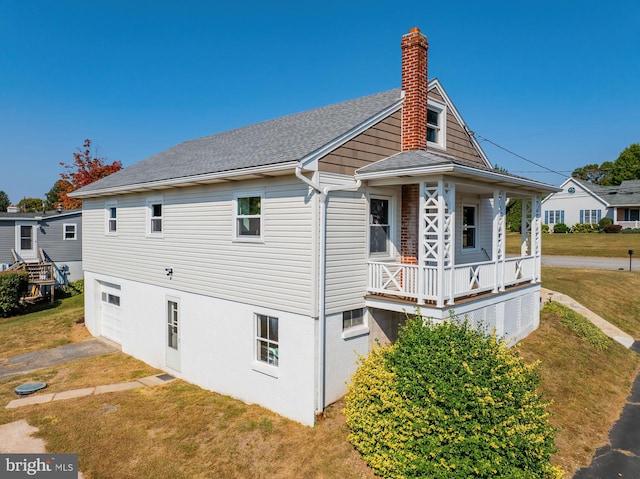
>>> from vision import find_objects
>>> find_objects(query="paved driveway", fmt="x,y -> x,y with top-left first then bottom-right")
542,255 -> 640,271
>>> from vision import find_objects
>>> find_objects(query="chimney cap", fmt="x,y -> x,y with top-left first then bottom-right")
409,27 -> 421,33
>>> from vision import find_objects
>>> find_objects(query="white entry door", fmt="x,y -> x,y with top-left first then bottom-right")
100,283 -> 122,343
166,299 -> 181,371
15,222 -> 38,261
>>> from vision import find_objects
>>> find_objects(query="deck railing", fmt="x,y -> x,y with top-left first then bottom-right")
368,256 -> 536,304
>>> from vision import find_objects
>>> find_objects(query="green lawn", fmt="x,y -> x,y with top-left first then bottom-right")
506,232 -> 640,257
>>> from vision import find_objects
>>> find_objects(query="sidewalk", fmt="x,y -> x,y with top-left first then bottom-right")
5,373 -> 175,409
540,287 -> 635,348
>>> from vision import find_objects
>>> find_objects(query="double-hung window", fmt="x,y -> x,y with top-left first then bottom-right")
146,197 -> 163,237
426,99 -> 446,149
256,314 -> 278,366
581,209 -> 600,224
63,223 -> 77,240
462,205 -> 477,249
235,193 -> 263,240
106,201 -> 117,234
369,198 -> 390,255
546,210 -> 564,225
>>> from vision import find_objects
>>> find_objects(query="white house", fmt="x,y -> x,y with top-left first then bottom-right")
71,27 -> 559,426
542,177 -> 640,229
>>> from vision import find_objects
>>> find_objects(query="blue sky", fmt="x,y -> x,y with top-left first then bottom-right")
1,0 -> 639,204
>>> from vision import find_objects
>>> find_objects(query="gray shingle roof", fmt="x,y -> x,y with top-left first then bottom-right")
356,149 -> 489,174
0,210 -> 81,220
574,178 -> 640,206
75,89 -> 402,195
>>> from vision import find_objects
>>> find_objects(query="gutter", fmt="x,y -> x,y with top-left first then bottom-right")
295,166 -> 361,421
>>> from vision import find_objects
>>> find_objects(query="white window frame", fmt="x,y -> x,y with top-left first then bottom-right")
341,308 -> 369,339
427,99 -> 447,150
368,195 -> 393,259
15,221 -> 37,258
146,197 -> 163,238
253,312 -> 279,378
233,190 -> 264,242
462,204 -> 478,251
105,201 -> 118,235
63,223 -> 77,241
548,210 -> 563,225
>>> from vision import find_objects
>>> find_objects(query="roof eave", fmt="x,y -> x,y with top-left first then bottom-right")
355,163 -> 561,194
70,161 -> 300,199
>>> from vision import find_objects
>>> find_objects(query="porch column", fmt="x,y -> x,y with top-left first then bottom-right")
492,190 -> 507,292
421,178 -> 455,307
531,196 -> 542,282
521,198 -> 532,256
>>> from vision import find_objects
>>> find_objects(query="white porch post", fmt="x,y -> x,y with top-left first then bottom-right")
531,196 -> 542,282
521,198 -> 532,256
421,178 -> 454,307
492,190 -> 507,292
417,182 -> 426,305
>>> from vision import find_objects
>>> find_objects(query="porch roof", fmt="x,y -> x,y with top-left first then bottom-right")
354,150 -> 560,195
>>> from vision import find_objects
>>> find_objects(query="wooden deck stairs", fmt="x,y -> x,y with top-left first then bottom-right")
9,249 -> 55,303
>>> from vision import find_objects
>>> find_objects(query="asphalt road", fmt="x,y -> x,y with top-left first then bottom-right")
542,255 -> 640,271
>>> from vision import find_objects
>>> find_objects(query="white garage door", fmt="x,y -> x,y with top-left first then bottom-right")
100,283 -> 122,343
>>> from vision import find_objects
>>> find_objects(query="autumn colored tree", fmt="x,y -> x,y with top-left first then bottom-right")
58,139 -> 122,209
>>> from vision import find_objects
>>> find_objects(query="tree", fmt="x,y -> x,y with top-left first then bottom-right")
0,191 -> 9,212
58,139 -> 122,209
572,143 -> 640,186
17,197 -> 44,213
44,180 -> 68,211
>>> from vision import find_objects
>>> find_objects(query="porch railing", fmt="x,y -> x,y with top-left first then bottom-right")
368,256 -> 537,304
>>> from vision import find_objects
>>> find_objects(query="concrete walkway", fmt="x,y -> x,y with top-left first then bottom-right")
5,373 -> 175,409
540,287 -> 635,348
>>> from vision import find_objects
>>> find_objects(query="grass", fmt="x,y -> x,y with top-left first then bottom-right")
541,267 -> 640,337
0,294 -> 90,359
518,302 -> 640,477
506,231 -> 640,257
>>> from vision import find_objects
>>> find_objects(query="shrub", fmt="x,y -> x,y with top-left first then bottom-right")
599,217 -> 613,228
604,224 -> 623,233
621,228 -> 640,234
571,223 -> 599,233
344,315 -> 561,479
0,270 -> 29,317
552,223 -> 569,233
541,224 -> 550,234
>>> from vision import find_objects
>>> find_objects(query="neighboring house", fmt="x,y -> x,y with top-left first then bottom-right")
71,27 -> 559,426
0,208 -> 83,285
542,177 -> 640,229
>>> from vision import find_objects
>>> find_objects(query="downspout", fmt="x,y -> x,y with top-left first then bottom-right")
295,166 -> 361,420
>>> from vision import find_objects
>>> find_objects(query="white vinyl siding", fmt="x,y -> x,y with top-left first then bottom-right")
324,190 -> 368,315
82,177 -> 314,316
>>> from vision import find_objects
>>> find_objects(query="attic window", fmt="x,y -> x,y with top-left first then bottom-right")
426,100 -> 446,150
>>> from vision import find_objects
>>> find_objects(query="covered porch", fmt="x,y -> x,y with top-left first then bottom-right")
356,150 -> 559,309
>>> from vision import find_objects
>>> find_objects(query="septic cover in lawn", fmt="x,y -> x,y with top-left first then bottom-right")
14,382 -> 47,396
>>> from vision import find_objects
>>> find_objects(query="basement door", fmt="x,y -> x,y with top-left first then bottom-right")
166,298 -> 181,371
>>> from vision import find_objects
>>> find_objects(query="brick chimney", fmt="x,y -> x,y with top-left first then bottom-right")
401,27 -> 429,151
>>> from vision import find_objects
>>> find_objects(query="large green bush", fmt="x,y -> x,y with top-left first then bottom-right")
552,223 -> 569,233
344,316 -> 561,479
0,270 -> 29,317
